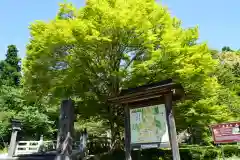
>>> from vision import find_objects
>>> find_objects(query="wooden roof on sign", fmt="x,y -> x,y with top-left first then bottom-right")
108,79 -> 184,105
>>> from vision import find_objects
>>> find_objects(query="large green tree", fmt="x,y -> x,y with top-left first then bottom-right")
0,45 -> 21,143
0,45 -> 57,142
215,51 -> 240,117
23,0 -> 236,145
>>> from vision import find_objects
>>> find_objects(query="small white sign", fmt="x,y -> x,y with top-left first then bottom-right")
141,144 -> 158,149
132,112 -> 142,124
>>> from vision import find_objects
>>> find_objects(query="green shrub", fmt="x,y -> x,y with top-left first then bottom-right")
223,145 -> 240,158
224,155 -> 240,160
99,145 -> 240,160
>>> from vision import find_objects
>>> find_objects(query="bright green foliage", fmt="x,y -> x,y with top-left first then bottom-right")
0,45 -> 22,140
0,85 -> 56,140
0,110 -> 14,138
0,45 -> 57,141
0,45 -> 21,86
215,51 -> 240,116
22,0 -> 237,144
75,116 -> 108,136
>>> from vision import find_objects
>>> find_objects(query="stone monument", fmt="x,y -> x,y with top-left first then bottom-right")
55,99 -> 75,160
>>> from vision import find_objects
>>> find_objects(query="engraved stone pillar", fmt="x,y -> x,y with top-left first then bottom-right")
56,99 -> 75,160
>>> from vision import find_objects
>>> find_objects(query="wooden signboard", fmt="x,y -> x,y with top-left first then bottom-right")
211,122 -> 240,144
108,79 -> 184,160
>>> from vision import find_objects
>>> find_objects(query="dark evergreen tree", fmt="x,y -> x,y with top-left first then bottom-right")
0,45 -> 21,86
222,46 -> 233,52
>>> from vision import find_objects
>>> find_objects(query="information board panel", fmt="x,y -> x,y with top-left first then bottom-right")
130,104 -> 169,145
211,122 -> 240,144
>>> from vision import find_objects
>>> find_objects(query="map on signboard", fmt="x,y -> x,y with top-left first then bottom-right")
130,104 -> 169,144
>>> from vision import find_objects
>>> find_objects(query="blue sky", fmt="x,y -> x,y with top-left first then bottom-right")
161,0 -> 240,51
0,0 -> 239,60
0,0 -> 83,60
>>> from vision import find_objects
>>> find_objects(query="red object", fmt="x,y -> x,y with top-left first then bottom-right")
210,122 -> 240,144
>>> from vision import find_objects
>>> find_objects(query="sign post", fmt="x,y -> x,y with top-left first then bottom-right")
221,145 -> 225,160
124,106 -> 131,160
165,93 -> 181,160
108,79 -> 184,160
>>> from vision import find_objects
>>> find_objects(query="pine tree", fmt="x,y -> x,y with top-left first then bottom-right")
0,45 -> 21,86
